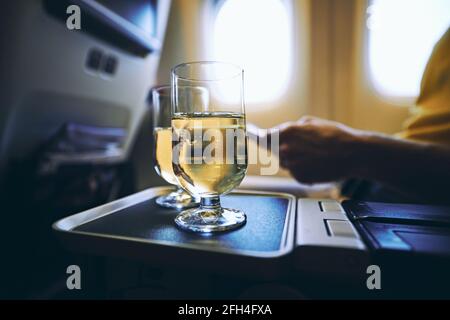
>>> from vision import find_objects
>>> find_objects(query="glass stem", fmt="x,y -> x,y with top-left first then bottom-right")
200,196 -> 221,212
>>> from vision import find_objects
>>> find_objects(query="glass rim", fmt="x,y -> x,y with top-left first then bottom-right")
171,61 -> 243,82
151,85 -> 171,97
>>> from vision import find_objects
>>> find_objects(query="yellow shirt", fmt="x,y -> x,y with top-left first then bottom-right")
398,27 -> 450,145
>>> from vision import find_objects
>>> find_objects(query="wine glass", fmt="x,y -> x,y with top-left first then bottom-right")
151,86 -> 200,210
171,61 -> 248,232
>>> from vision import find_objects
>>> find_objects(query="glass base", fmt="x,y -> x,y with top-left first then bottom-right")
174,207 -> 246,233
155,189 -> 199,210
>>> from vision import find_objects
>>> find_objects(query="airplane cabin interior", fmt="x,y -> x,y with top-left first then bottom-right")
1,0 -> 450,303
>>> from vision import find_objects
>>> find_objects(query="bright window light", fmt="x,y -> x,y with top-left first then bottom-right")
367,0 -> 450,98
213,0 -> 292,106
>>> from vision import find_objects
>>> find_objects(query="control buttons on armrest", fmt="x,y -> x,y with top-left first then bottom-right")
320,201 -> 345,213
327,220 -> 359,238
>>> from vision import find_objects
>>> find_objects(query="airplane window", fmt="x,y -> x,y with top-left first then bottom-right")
213,0 -> 292,106
367,0 -> 450,99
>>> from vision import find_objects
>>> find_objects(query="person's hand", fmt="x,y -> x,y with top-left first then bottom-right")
278,116 -> 368,183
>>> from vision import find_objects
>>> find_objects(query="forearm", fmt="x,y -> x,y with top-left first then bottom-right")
352,133 -> 450,203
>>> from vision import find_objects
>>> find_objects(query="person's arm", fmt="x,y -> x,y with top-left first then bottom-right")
353,132 -> 450,202
278,116 -> 450,203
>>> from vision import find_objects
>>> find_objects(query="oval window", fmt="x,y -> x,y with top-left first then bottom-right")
367,0 -> 450,98
213,0 -> 292,106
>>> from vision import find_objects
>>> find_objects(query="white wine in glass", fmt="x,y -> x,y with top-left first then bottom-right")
151,86 -> 199,210
172,112 -> 247,195
154,127 -> 179,185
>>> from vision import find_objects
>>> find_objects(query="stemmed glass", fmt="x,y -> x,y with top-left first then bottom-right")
151,86 -> 200,209
171,61 -> 248,232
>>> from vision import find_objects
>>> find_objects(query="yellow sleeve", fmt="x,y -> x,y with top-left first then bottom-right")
398,27 -> 450,145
